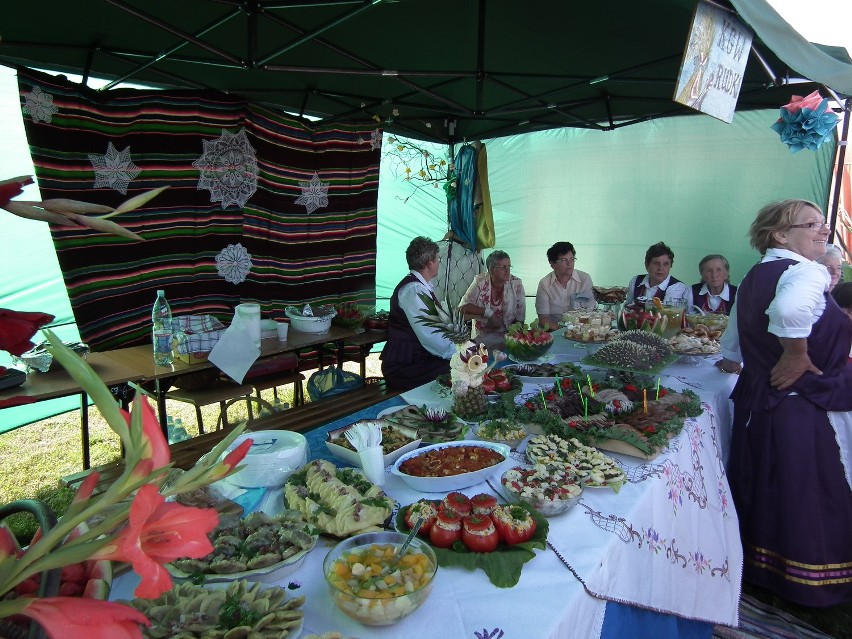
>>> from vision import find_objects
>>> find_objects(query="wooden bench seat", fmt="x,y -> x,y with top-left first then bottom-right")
62,379 -> 399,493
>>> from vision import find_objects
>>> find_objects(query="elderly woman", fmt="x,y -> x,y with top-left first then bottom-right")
535,241 -> 595,330
816,244 -> 844,290
723,200 -> 852,607
691,254 -> 737,315
381,236 -> 457,391
458,250 -> 526,350
625,241 -> 693,308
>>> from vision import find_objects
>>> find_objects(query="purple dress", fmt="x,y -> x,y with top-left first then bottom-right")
729,259 -> 852,606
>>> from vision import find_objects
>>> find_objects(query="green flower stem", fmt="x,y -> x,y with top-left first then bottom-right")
43,330 -> 134,452
0,599 -> 27,619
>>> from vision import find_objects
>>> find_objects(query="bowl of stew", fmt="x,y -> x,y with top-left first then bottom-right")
390,440 -> 513,493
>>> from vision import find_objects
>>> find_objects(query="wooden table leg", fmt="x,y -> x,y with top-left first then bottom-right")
156,378 -> 168,438
80,392 -> 90,470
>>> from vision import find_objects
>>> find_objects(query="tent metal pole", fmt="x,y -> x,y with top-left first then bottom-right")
104,0 -> 245,66
258,0 -> 384,64
828,99 -> 850,244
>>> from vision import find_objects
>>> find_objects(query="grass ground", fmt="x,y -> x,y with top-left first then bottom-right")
1,353 -> 849,637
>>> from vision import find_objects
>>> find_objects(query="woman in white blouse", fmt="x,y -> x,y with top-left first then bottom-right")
458,250 -> 526,350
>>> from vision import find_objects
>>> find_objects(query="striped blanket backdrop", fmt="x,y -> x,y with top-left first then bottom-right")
17,68 -> 380,351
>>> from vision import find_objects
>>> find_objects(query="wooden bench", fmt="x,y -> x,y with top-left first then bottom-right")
62,379 -> 399,493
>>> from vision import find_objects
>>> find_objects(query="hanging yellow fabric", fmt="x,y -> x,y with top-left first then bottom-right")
474,142 -> 495,250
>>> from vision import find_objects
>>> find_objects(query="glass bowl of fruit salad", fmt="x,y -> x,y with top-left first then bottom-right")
324,531 -> 437,626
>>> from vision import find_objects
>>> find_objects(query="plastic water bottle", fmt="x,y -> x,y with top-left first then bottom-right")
173,418 -> 189,442
152,290 -> 174,366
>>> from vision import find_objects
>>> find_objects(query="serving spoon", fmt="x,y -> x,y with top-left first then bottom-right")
358,516 -> 424,589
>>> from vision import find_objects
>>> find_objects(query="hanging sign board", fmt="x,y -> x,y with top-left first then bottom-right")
673,0 -> 753,123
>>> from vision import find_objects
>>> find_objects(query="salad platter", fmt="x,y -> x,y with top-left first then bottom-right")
378,404 -> 467,443
518,373 -> 703,460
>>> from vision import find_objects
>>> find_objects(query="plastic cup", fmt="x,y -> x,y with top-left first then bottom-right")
276,321 -> 289,342
359,445 -> 385,486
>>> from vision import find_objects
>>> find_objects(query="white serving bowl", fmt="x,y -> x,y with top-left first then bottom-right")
285,305 -> 336,333
390,440 -> 513,493
223,430 -> 308,488
325,420 -> 422,468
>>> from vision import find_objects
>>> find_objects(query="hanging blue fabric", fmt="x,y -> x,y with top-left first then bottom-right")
448,144 -> 478,250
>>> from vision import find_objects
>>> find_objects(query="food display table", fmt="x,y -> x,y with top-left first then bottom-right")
0,352 -> 143,468
111,337 -> 742,639
101,325 -> 356,434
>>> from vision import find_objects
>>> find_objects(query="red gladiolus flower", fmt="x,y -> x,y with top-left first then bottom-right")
73,471 -> 100,504
224,438 -> 252,468
0,177 -> 32,208
0,309 -> 55,356
205,438 -> 253,482
18,597 -> 149,639
94,484 -> 218,598
120,395 -> 169,473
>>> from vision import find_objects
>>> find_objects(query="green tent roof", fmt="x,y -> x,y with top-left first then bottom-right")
1,0 -> 849,143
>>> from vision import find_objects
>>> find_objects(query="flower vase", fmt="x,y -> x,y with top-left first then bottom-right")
0,499 -> 59,639
0,500 -> 112,639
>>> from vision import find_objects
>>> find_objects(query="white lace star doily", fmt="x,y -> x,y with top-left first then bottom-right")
369,129 -> 383,150
215,243 -> 253,284
88,142 -> 141,195
295,172 -> 329,214
192,129 -> 258,208
23,86 -> 59,124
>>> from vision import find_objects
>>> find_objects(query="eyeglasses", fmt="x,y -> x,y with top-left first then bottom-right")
491,265 -> 512,271
554,258 -> 577,264
788,221 -> 830,231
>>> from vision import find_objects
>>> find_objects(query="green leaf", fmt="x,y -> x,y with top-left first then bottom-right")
395,501 -> 549,588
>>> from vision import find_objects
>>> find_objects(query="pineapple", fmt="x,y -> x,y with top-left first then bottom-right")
453,384 -> 489,420
416,292 -> 471,345
416,292 -> 489,419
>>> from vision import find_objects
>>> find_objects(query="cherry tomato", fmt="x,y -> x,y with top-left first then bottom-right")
470,493 -> 497,516
404,499 -> 440,537
492,505 -> 537,546
461,514 -> 499,553
430,510 -> 462,548
442,492 -> 472,517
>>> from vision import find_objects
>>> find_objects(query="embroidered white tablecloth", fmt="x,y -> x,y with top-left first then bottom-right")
112,345 -> 741,639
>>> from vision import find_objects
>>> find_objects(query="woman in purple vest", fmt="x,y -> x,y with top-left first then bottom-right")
690,254 -> 737,315
624,241 -> 693,307
724,200 -> 852,606
381,236 -> 457,391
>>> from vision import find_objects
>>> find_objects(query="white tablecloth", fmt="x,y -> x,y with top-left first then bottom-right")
112,338 -> 742,639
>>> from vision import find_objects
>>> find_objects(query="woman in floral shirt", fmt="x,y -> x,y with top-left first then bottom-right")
458,250 -> 526,350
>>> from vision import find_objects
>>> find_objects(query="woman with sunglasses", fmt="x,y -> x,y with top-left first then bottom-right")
458,250 -> 526,350
722,200 -> 852,607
